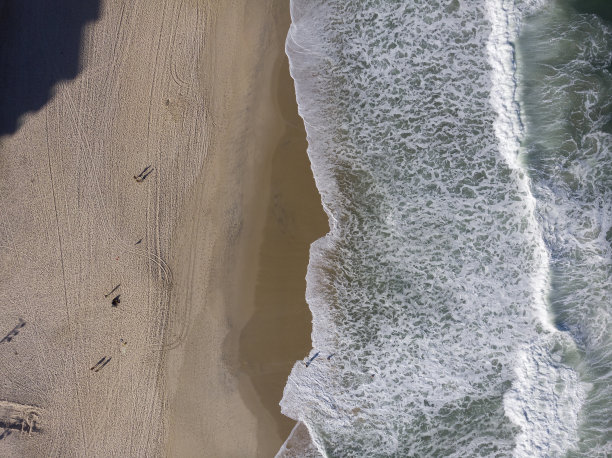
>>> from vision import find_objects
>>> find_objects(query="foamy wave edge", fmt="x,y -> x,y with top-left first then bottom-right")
278,1 -> 341,456
486,0 -> 585,455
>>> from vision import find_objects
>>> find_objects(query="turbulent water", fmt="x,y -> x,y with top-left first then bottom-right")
280,0 -> 612,456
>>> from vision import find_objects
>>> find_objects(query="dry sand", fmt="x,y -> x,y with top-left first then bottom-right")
0,0 -> 324,456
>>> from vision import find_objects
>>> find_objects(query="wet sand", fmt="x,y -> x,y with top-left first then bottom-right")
0,0 -> 323,456
238,55 -> 329,444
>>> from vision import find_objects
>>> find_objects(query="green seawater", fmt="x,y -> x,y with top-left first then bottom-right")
569,0 -> 612,23
518,1 -> 612,454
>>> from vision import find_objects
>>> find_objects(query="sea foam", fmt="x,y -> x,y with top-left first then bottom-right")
487,0 -> 585,454
281,0 -> 590,455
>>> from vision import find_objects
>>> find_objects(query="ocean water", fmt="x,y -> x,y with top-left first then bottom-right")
280,0 -> 612,456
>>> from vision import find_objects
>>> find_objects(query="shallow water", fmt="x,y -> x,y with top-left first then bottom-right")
281,0 -> 611,456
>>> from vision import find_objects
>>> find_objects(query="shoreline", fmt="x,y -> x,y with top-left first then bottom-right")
165,1 -> 326,456
238,51 -> 328,445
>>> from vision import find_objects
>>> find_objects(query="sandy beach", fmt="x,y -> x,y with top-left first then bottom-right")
0,0 -> 323,456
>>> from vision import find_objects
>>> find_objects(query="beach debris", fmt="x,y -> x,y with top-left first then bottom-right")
305,351 -> 320,367
104,284 -> 120,298
111,294 -> 121,307
135,238 -> 143,245
120,338 -> 128,355
20,412 -> 39,434
134,165 -> 154,182
0,319 -> 26,344
0,401 -> 41,435
90,356 -> 112,372
327,353 -> 335,360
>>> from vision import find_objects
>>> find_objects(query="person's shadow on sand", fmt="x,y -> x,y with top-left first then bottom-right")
0,0 -> 100,136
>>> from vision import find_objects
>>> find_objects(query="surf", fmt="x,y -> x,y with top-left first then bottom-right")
280,0 -> 596,455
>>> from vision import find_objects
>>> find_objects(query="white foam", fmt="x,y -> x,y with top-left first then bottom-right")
514,5 -> 612,454
280,0 -> 589,455
503,334 -> 585,455
486,0 -> 585,454
276,422 -> 323,458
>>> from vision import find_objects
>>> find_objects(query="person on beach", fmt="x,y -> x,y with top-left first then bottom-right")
305,351 -> 320,367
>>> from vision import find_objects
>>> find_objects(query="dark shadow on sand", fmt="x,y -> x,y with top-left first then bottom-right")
0,0 -> 100,136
